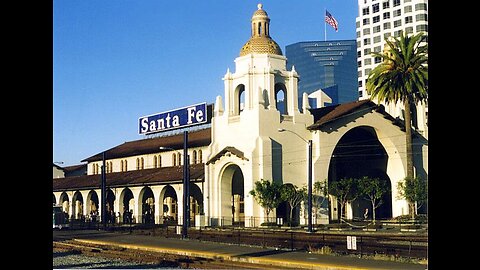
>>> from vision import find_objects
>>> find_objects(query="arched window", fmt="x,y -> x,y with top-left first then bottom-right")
124,160 -> 128,171
193,150 -> 197,164
109,161 -> 113,173
172,153 -> 176,166
258,22 -> 262,35
198,150 -> 202,163
233,84 -> 245,115
158,155 -> 162,167
140,157 -> 144,169
178,153 -> 182,166
275,83 -> 288,115
136,158 -> 140,170
121,160 -> 124,172
153,156 -> 157,168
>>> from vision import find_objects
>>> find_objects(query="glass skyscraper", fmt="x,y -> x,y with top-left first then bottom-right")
285,40 -> 358,108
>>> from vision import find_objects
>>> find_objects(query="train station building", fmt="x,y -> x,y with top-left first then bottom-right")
53,4 -> 428,227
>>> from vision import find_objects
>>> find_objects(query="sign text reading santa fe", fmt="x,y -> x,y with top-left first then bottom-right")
139,102 -> 207,135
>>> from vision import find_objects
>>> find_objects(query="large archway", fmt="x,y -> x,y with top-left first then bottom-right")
160,185 -> 178,224
86,190 -> 99,221
120,188 -> 135,223
140,187 -> 155,224
328,126 -> 392,221
72,191 -> 84,220
189,183 -> 204,225
59,192 -> 70,217
106,189 -> 116,223
220,164 -> 245,226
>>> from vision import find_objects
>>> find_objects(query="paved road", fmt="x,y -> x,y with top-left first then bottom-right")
53,230 -> 428,270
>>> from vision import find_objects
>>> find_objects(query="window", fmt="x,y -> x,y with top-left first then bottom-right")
373,26 -> 381,33
124,160 -> 128,171
393,9 -> 401,17
373,3 -> 380,13
393,0 -> 401,7
154,156 -> 157,168
172,153 -> 176,166
158,155 -> 162,167
109,161 -> 113,173
416,14 -> 428,22
404,0 -> 411,2
374,35 -> 381,43
373,15 -> 380,23
358,80 -> 363,87
404,5 -> 412,13
383,12 -> 390,20
383,1 -> 390,9
193,150 -> 197,164
362,7 -> 370,15
136,158 -> 140,170
393,19 -> 402,27
357,51 -> 362,58
358,61 -> 362,67
357,31 -> 361,38
120,160 -> 124,172
358,90 -> 363,98
178,153 -> 182,166
374,46 -> 381,52
357,40 -> 362,47
363,18 -> 370,25
394,30 -> 402,37
356,21 -> 360,28
364,48 -> 371,55
358,70 -> 363,77
383,22 -> 391,29
384,32 -> 391,39
416,24 -> 428,32
198,150 -> 202,163
364,38 -> 371,45
405,16 -> 413,24
374,56 -> 382,64
415,3 -> 427,11
364,58 -> 372,65
141,157 -> 144,169
365,68 -> 372,76
363,28 -> 370,35
405,26 -> 413,34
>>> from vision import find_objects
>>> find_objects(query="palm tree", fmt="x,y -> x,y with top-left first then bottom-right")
366,31 -> 428,179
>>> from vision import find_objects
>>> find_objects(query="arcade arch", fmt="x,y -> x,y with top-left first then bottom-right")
220,164 -> 245,226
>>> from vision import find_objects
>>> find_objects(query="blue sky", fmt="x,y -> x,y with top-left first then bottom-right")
53,0 -> 358,166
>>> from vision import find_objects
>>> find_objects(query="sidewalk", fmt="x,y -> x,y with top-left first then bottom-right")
55,230 -> 427,270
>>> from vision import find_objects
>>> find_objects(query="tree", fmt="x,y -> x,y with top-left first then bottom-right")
358,176 -> 390,222
366,31 -> 428,180
397,176 -> 427,219
328,178 -> 358,223
249,179 -> 282,223
280,183 -> 306,227
313,179 -> 328,220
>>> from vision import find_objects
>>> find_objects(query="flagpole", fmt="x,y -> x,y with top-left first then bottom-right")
324,8 -> 327,41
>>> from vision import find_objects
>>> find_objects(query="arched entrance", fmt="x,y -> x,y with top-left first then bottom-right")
86,190 -> 99,222
120,188 -> 135,223
160,185 -> 178,224
189,183 -> 204,225
59,192 -> 70,217
140,187 -> 155,224
328,126 -> 393,221
220,164 -> 245,226
72,191 -> 84,220
106,189 -> 116,223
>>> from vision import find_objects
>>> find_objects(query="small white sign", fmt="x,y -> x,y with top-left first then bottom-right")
347,236 -> 357,250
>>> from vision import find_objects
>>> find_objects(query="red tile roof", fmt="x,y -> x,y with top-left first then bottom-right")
53,163 -> 205,191
81,128 -> 211,162
307,100 -> 376,130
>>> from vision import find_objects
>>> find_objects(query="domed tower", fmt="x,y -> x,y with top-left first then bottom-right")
239,3 -> 283,56
205,4 -> 313,227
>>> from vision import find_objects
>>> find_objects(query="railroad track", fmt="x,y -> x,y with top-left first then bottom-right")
53,239 -> 294,269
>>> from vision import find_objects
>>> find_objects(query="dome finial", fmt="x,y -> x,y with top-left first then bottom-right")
257,3 -> 263,10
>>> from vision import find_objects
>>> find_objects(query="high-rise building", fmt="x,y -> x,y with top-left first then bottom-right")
356,0 -> 428,138
285,40 -> 358,108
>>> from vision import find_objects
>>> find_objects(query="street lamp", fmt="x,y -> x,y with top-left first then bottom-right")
278,128 -> 313,233
159,144 -> 190,239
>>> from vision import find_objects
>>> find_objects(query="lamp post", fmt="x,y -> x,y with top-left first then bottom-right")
159,133 -> 190,239
278,128 -> 313,233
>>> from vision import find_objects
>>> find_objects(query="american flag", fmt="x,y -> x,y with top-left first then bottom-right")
325,10 -> 338,32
